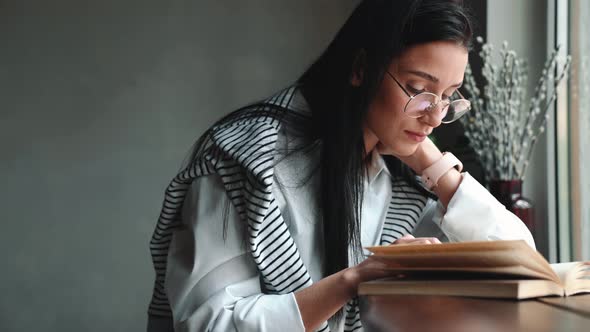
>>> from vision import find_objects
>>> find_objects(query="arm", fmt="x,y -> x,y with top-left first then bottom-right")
396,138 -> 460,208
294,260 -> 397,332
294,269 -> 356,332
294,234 -> 440,331
397,138 -> 535,249
437,173 -> 536,248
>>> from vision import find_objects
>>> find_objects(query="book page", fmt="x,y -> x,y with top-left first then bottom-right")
552,261 -> 590,295
367,240 -> 560,283
550,262 -> 580,283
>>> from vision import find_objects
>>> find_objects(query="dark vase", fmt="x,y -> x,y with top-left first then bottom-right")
489,179 -> 535,232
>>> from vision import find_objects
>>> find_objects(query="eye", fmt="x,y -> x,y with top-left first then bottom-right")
407,85 -> 425,94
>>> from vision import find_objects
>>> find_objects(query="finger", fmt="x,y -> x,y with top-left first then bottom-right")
394,238 -> 430,245
405,238 -> 436,245
392,235 -> 414,244
392,236 -> 442,246
409,237 -> 441,244
410,239 -> 434,245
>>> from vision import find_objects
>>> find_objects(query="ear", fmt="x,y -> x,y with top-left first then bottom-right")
350,49 -> 366,87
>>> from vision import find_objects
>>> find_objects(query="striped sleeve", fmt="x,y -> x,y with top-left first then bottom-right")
164,172 -> 306,332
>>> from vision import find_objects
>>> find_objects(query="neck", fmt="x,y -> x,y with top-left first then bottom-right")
363,125 -> 379,158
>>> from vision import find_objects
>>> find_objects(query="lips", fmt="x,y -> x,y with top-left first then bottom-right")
405,130 -> 428,142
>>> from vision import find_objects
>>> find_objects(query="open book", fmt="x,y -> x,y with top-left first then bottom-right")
358,240 -> 590,300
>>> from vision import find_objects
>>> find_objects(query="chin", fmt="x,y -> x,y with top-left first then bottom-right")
384,145 -> 418,159
396,144 -> 419,157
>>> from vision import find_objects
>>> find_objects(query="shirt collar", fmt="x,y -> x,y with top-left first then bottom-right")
367,149 -> 391,185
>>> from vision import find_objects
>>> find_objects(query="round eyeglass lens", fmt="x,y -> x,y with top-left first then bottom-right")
441,99 -> 471,123
405,93 -> 437,117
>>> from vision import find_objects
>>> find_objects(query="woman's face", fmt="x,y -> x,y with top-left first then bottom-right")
363,41 -> 469,157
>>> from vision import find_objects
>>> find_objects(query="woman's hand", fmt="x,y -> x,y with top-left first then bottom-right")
377,137 -> 461,207
296,234 -> 441,331
377,137 -> 443,174
392,234 -> 442,245
342,234 -> 441,293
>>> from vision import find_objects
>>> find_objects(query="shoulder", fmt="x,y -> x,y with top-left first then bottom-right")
204,86 -> 310,181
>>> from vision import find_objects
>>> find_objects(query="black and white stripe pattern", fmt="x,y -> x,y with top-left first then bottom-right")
380,178 -> 429,246
344,298 -> 363,331
148,86 -> 430,331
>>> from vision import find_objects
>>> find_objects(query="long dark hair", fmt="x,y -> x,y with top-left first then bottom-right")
186,0 -> 473,309
298,0 -> 473,281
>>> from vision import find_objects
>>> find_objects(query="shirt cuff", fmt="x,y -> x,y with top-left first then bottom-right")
437,172 -> 536,249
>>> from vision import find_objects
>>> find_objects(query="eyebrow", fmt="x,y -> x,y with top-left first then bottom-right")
406,70 -> 463,88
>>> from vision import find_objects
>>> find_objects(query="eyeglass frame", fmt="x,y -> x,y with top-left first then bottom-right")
385,71 -> 471,124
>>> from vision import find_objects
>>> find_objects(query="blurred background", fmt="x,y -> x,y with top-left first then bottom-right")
0,0 -> 587,331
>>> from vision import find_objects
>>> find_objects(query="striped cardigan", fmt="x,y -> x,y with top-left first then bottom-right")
148,86 -> 431,331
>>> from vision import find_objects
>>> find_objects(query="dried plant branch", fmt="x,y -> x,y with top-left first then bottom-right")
461,37 -> 571,181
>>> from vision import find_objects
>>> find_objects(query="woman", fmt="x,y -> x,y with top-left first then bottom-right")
147,1 -> 535,331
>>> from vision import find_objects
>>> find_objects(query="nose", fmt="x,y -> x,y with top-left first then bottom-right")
420,102 -> 445,127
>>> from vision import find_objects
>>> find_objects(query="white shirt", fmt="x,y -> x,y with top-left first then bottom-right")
159,138 -> 535,332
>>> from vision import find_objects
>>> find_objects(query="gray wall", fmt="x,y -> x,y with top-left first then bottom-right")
0,1 -> 357,331
1,1 -> 556,331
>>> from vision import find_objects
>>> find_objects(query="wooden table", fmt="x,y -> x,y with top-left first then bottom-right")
360,295 -> 590,332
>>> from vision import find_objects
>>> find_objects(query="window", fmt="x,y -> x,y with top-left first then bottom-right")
569,0 -> 590,260
554,0 -> 590,261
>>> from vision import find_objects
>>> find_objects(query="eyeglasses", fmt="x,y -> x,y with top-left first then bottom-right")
386,71 -> 471,123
